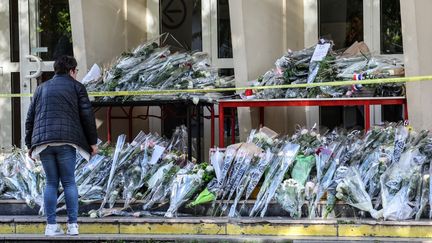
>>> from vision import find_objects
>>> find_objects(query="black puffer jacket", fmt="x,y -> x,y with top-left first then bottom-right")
25,74 -> 98,154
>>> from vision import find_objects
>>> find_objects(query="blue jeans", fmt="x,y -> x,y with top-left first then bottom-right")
40,145 -> 78,224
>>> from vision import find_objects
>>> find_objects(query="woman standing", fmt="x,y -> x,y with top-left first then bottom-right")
25,55 -> 98,236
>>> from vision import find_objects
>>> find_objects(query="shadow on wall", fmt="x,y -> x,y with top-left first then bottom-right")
0,97 -> 13,150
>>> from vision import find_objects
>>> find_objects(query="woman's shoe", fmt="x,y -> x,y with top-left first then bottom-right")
45,224 -> 64,236
67,223 -> 79,235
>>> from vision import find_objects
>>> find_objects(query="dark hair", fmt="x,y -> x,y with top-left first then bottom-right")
54,55 -> 77,74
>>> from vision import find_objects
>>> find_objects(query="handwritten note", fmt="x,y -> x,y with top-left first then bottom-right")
311,43 -> 331,62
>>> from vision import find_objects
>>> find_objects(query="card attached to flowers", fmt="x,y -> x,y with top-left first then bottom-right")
311,43 -> 331,62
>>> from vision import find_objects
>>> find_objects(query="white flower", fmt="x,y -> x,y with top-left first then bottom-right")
177,168 -> 189,175
310,131 -> 317,137
266,138 -> 274,145
205,165 -> 214,172
305,181 -> 315,196
89,212 -> 98,218
300,129 -> 308,135
188,81 -> 194,89
192,97 -> 199,105
197,169 -> 205,178
34,166 -> 43,173
192,164 -> 200,173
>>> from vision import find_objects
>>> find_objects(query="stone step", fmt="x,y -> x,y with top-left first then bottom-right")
2,234 -> 432,242
0,200 -> 372,218
1,216 -> 432,238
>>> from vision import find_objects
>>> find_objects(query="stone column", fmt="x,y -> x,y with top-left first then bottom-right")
229,0 -> 306,139
69,0 -> 148,141
400,0 -> 432,131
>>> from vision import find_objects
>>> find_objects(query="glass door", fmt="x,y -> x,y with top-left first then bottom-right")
147,0 -> 234,159
311,0 -> 404,130
18,0 -> 73,146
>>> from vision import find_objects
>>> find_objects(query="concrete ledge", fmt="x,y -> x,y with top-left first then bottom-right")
1,216 -> 432,238
2,234 -> 431,242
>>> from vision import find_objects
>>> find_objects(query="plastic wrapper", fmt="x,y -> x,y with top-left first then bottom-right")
3,123 -> 432,220
0,125 -> 197,218
336,167 -> 382,219
414,137 -> 432,219
142,162 -> 183,210
415,172 -> 429,220
242,149 -> 273,202
189,178 -> 218,207
276,179 -> 305,218
315,141 -> 340,186
226,149 -> 274,217
165,172 -> 202,218
290,126 -> 321,156
167,125 -> 189,155
250,142 -> 300,217
291,155 -> 315,186
430,164 -> 432,219
392,126 -> 409,165
253,41 -> 405,99
0,150 -> 44,211
219,143 -> 261,215
323,166 -> 349,218
247,127 -> 279,150
216,143 -> 241,191
359,146 -> 391,200
0,178 -> 5,195
122,163 -> 143,209
210,149 -> 224,183
86,34 -> 233,102
310,139 -> 344,218
349,126 -> 395,168
380,148 -> 426,220
99,134 -> 127,209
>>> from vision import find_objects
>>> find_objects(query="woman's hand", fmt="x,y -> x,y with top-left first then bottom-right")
91,144 -> 98,156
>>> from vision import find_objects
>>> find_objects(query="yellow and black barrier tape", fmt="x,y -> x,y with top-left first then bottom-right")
1,75 -> 432,98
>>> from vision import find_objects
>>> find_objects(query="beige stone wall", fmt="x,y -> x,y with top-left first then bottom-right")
229,0 -> 307,137
70,0 -> 147,78
400,0 -> 432,131
0,1 -> 12,148
69,0 -> 149,142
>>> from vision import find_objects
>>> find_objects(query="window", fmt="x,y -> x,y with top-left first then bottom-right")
318,0 -> 363,50
216,0 -> 232,59
160,0 -> 202,51
29,0 -> 73,61
205,0 -> 234,70
380,0 -> 403,54
9,0 -> 19,62
316,0 -> 404,129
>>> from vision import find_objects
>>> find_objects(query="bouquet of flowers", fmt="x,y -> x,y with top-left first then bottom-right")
276,179 -> 305,218
0,149 -> 44,212
252,41 -> 405,99
250,142 -> 300,217
86,34 -> 234,102
165,162 -> 215,217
